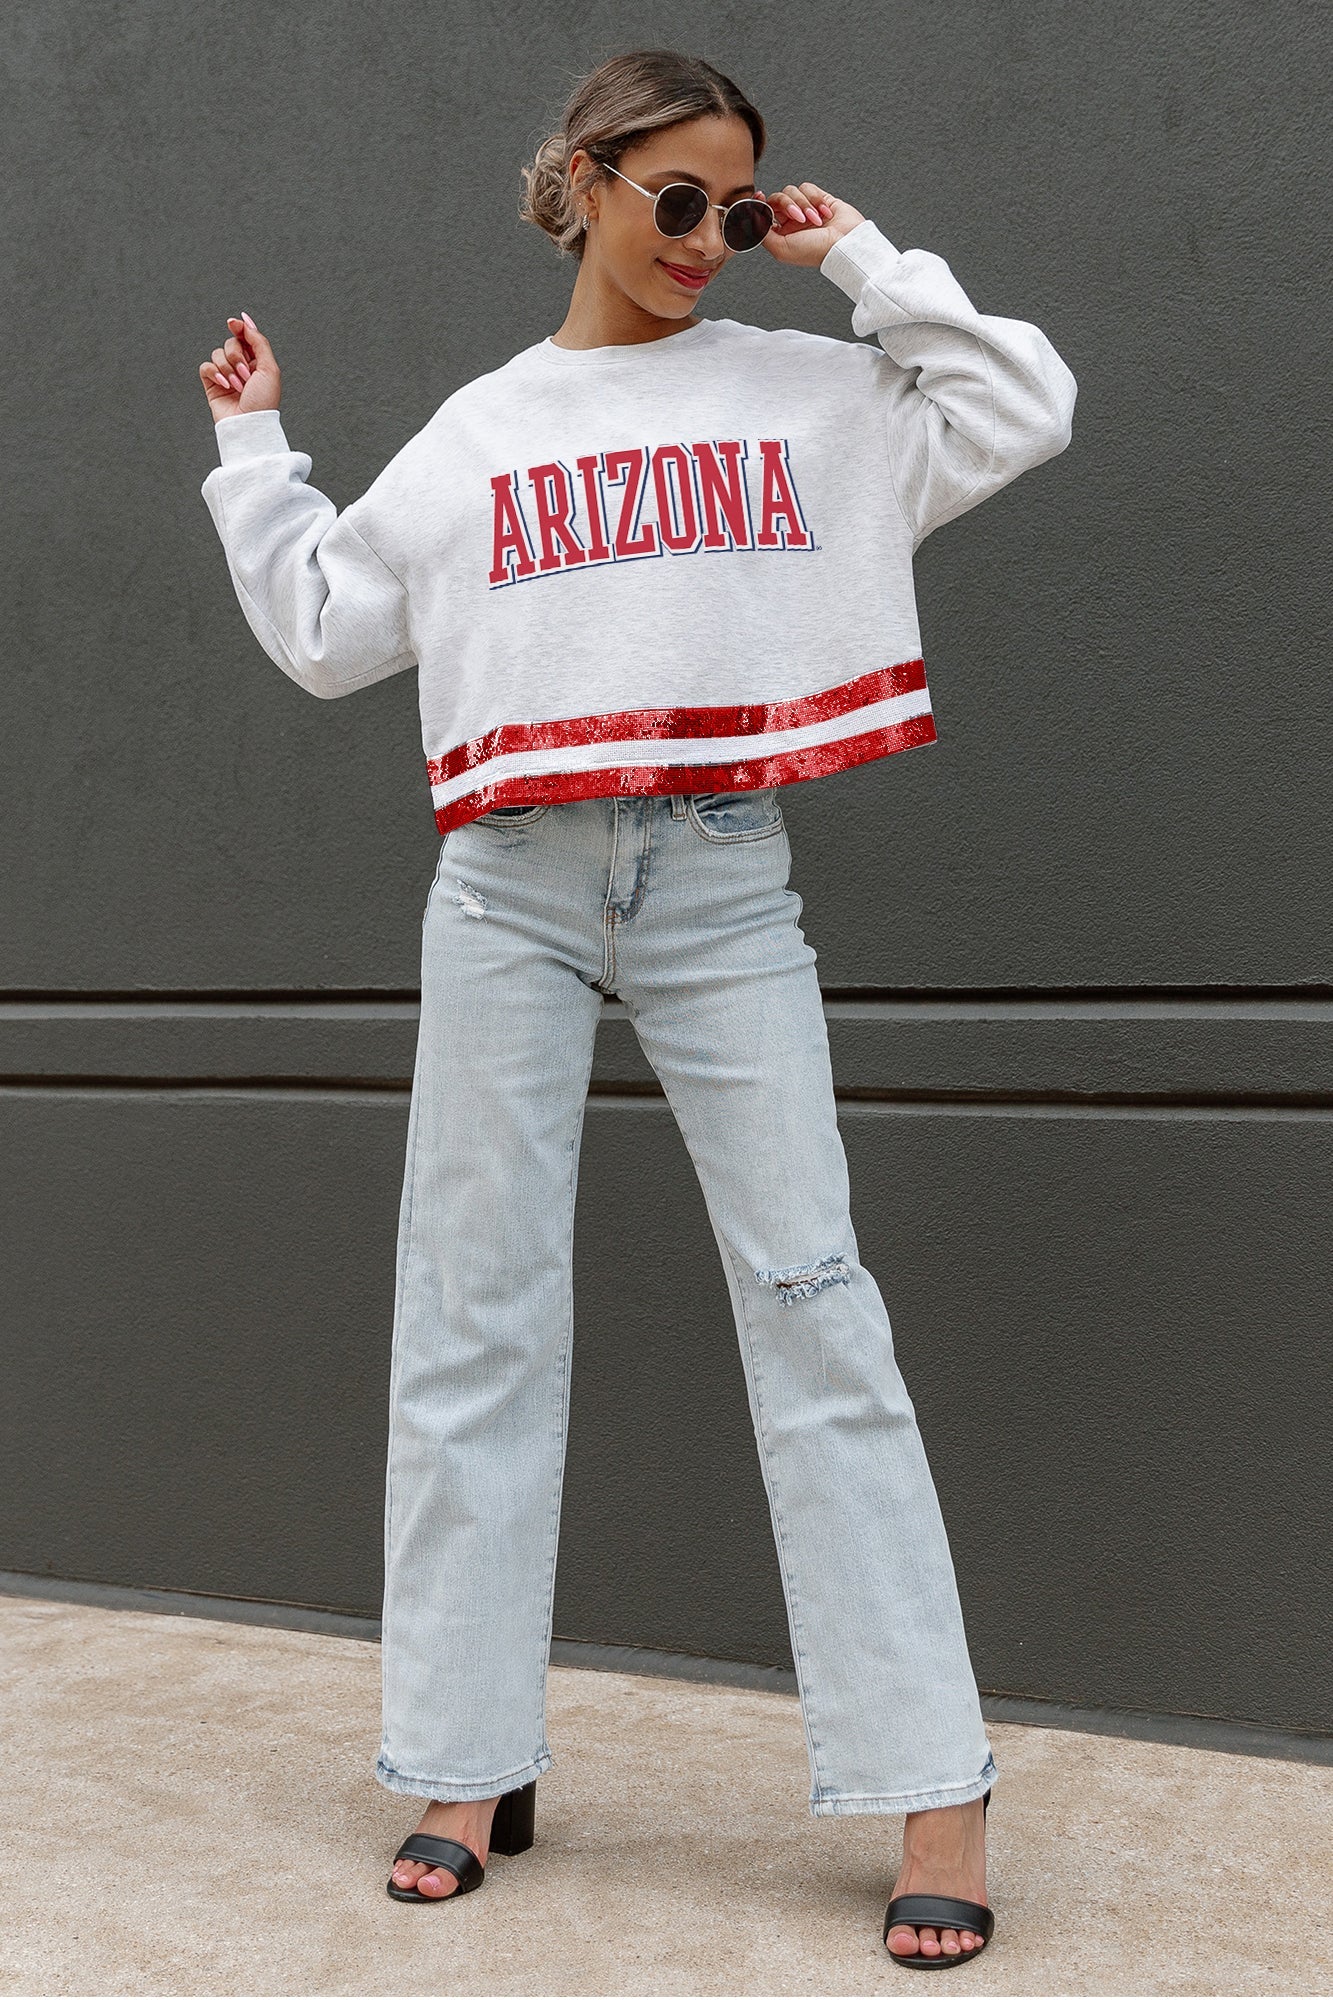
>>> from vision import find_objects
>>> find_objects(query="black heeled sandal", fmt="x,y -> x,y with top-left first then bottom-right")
386,1777 -> 537,1903
883,1786 -> 994,1970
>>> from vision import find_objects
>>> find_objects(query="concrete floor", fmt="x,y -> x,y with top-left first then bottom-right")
1,1595 -> 1330,1997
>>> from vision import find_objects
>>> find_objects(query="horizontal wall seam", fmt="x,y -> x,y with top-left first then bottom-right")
8,993 -> 1333,1020
0,1075 -> 414,1093
8,986 -> 1333,1008
8,1079 -> 1333,1117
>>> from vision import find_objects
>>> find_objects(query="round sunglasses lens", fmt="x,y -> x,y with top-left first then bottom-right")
654,184 -> 709,237
723,200 -> 773,252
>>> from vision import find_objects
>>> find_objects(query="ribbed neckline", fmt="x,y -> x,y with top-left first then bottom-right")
530,316 -> 725,368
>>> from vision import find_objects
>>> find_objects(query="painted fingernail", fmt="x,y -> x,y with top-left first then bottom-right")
236,361 -> 251,380
242,310 -> 257,329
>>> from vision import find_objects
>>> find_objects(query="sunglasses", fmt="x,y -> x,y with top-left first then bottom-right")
596,160 -> 775,253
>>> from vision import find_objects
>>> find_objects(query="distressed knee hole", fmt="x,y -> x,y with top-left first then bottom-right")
454,880 -> 488,919
755,1252 -> 852,1305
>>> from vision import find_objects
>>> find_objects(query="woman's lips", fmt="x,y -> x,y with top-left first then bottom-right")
659,259 -> 711,291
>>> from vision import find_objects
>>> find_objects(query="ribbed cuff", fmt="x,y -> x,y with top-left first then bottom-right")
212,407 -> 292,465
819,217 -> 904,302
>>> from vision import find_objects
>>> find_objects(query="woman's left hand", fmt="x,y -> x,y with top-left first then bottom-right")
758,182 -> 866,267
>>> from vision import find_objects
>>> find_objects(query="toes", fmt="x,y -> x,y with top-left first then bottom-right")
886,1921 -> 985,1961
887,1926 -> 955,1960
888,1912 -> 980,1960
895,1925 -> 943,1959
391,1859 -> 458,1896
938,1927 -> 986,1954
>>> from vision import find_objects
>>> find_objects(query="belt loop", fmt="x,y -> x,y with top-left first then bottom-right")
670,793 -> 687,820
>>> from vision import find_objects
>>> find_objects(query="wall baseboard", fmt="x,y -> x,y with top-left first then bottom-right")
3,1570 -> 1328,1769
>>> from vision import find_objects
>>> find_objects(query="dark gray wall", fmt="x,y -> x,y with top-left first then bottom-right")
3,1 -> 1330,1736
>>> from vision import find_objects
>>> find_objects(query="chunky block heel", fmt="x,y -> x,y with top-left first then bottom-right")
489,1777 -> 537,1855
386,1778 -> 538,1902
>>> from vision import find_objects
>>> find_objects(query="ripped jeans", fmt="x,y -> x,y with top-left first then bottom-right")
376,789 -> 997,1816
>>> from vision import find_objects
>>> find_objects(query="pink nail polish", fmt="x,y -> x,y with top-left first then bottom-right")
242,311 -> 257,330
236,361 -> 251,380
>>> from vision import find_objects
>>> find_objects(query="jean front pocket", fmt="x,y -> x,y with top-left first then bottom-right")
477,802 -> 552,826
685,787 -> 784,844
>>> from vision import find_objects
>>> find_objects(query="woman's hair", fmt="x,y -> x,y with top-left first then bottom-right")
519,49 -> 767,260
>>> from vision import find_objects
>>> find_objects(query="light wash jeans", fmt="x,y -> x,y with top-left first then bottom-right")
376,788 -> 997,1817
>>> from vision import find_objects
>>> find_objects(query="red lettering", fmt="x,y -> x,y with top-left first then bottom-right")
575,454 -> 612,562
756,439 -> 812,549
692,440 -> 752,549
529,461 -> 587,572
489,472 -> 537,584
602,447 -> 659,558
652,445 -> 700,552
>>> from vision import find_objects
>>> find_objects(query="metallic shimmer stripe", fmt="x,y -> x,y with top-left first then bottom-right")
431,705 -> 937,835
426,656 -> 929,790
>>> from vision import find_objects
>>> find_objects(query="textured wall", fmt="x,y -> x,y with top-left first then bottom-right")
2,0 -> 1330,1732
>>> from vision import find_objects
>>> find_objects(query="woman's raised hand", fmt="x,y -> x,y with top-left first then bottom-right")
759,183 -> 866,268
199,313 -> 282,423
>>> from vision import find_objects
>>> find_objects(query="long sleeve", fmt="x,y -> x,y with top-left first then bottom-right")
200,408 -> 417,699
820,219 -> 1077,545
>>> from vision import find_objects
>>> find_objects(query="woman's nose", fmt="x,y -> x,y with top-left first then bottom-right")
682,206 -> 727,259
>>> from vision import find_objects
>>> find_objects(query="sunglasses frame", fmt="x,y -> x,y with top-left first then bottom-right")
594,160 -> 775,253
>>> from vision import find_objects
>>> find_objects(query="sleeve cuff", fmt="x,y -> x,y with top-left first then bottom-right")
212,407 -> 293,465
819,217 -> 904,302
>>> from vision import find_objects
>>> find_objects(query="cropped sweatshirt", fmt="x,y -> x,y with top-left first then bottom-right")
200,219 -> 1077,835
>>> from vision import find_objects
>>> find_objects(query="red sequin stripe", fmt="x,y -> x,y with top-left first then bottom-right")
432,710 -> 937,836
425,656 -> 928,788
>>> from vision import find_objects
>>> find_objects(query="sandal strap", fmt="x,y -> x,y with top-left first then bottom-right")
885,1893 -> 994,1941
392,1832 -> 485,1892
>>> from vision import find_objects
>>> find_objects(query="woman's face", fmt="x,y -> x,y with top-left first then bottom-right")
571,114 -> 760,318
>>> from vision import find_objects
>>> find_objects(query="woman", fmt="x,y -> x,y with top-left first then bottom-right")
198,48 -> 1074,1967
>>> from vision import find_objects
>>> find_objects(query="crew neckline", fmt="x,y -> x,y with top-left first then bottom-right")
532,316 -> 724,368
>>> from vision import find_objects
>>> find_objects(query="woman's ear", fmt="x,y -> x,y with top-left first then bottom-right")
567,152 -> 587,218
567,150 -> 600,229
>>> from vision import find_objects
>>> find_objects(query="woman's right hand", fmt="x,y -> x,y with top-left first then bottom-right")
199,312 -> 282,423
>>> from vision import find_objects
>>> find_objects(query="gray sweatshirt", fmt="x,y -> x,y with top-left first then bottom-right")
201,218 -> 1077,833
